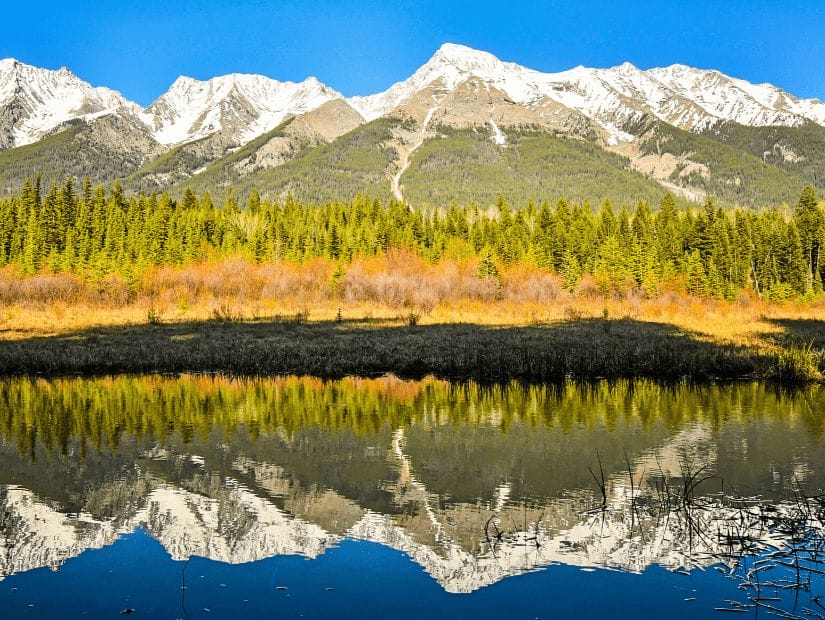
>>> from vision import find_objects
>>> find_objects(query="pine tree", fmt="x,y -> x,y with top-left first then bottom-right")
326,222 -> 342,259
247,189 -> 261,214
476,246 -> 500,281
782,221 -> 809,296
596,200 -> 616,244
182,188 -> 198,211
22,210 -> 43,275
561,251 -> 581,292
594,236 -> 632,294
793,185 -> 824,293
685,250 -> 709,296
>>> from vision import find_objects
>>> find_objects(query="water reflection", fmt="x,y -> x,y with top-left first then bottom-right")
0,375 -> 823,601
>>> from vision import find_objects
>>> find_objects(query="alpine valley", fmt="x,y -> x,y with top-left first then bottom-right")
2,43 -> 824,207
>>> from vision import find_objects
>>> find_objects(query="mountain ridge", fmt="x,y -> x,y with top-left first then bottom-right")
5,44 -> 825,149
1,45 -> 824,206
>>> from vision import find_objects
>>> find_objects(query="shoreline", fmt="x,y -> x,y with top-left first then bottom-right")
0,317 -> 817,384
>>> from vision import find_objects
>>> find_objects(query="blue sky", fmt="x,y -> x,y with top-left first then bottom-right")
2,0 -> 824,106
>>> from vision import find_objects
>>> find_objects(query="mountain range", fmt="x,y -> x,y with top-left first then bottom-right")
1,43 -> 824,207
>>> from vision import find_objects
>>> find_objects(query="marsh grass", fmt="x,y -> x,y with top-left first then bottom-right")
210,304 -> 244,323
766,341 -> 824,383
606,464 -> 825,617
0,317 -> 764,382
0,302 -> 822,383
2,256 -> 825,382
273,309 -> 310,325
401,309 -> 422,326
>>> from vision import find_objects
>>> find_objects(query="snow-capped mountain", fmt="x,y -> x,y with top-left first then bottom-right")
0,59 -> 141,148
4,45 -> 825,152
647,64 -> 825,127
141,73 -> 344,146
1,45 -> 825,205
0,59 -> 347,151
348,43 -> 825,143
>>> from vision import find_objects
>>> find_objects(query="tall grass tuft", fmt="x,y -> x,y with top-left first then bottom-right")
210,304 -> 243,323
766,341 -> 823,383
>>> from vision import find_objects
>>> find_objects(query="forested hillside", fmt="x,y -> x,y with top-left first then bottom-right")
176,118 -> 403,202
401,126 -> 665,208
0,118 -> 160,193
633,119 -> 818,206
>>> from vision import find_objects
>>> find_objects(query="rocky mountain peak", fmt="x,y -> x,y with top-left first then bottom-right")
142,72 -> 344,146
0,58 -> 139,147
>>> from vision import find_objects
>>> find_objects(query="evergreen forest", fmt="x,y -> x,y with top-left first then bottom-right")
2,176 -> 824,302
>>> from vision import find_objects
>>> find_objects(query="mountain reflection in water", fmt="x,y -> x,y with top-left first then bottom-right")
0,375 -> 823,616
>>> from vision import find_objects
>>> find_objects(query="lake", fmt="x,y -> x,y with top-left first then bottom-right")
0,375 -> 823,619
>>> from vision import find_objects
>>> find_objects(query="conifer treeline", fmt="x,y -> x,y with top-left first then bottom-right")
1,176 -> 823,300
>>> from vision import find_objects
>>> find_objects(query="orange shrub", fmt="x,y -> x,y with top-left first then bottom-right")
0,268 -> 129,307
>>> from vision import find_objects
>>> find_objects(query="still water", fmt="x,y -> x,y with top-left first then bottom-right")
0,375 -> 823,619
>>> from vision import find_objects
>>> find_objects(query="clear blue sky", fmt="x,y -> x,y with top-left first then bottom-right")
2,0 -> 824,106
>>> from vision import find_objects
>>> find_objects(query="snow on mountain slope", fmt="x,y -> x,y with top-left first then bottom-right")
348,43 -> 825,144
3,46 -> 825,158
0,59 -> 345,151
141,73 -> 343,146
0,59 -> 141,147
348,44 -> 552,122
647,64 -> 815,127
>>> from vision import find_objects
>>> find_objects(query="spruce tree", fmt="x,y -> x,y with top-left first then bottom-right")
793,185 -> 824,292
476,246 -> 500,281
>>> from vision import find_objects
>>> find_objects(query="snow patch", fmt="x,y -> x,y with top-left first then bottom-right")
141,73 -> 342,146
346,43 -> 825,140
0,59 -> 139,146
488,105 -> 506,146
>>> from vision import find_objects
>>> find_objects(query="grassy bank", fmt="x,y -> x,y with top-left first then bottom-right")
0,314 -> 818,383
1,254 -> 825,383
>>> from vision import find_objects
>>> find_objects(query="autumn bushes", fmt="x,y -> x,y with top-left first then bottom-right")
341,252 -> 492,310
0,267 -> 130,307
0,254 -> 638,314
143,258 -> 333,308
104,250 -> 570,313
0,251 -> 822,346
0,252 -> 786,317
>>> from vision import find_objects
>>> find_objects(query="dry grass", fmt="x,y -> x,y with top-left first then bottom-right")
0,290 -> 812,349
0,294 -> 804,345
2,254 -> 825,382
